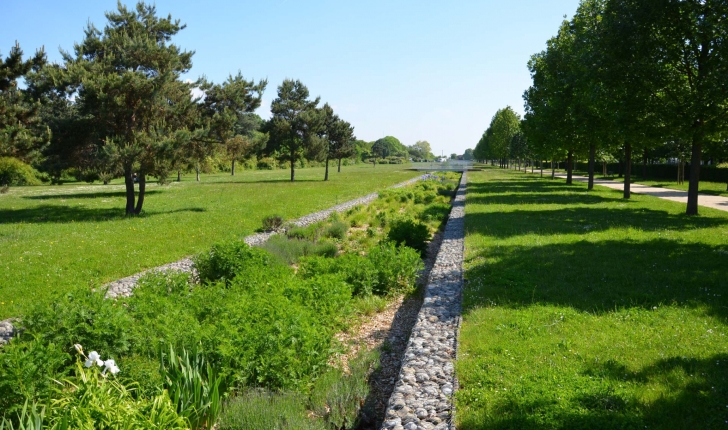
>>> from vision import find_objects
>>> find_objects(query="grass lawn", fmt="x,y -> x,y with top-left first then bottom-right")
456,167 -> 728,429
0,164 -> 419,319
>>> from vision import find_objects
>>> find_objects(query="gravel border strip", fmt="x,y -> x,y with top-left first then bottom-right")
0,175 -> 425,344
381,172 -> 466,430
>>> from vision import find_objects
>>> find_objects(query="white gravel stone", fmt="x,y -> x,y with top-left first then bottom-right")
381,173 -> 467,430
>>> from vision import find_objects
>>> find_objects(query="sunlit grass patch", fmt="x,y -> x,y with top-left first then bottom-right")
456,167 -> 728,429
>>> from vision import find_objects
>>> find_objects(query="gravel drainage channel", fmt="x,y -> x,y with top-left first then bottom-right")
0,175 -> 425,344
380,172 -> 466,430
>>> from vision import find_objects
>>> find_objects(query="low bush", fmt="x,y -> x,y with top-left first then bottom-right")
299,242 -> 422,296
20,289 -> 134,358
261,236 -> 337,264
0,157 -> 42,186
367,242 -> 423,295
287,224 -> 318,240
309,349 -> 378,429
256,157 -> 276,170
387,218 -> 430,257
194,241 -> 275,285
262,214 -> 284,231
219,390 -> 323,430
323,221 -> 349,240
0,338 -> 69,417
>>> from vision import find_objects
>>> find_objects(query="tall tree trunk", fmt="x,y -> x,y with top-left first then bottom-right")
624,143 -> 632,199
177,170 -> 181,182
324,155 -> 330,181
603,161 -> 607,176
588,144 -> 596,191
134,172 -> 146,214
290,147 -> 296,181
231,159 -> 236,176
195,165 -> 200,182
642,149 -> 647,180
124,165 -> 136,216
686,134 -> 703,215
338,158 -> 341,173
566,151 -> 573,185
531,160 -> 534,173
540,160 -> 543,177
551,159 -> 555,179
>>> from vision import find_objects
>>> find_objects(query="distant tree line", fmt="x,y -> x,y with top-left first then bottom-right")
474,0 -> 728,215
0,2 -> 439,214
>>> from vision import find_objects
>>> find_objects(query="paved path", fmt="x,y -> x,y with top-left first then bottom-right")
554,173 -> 728,212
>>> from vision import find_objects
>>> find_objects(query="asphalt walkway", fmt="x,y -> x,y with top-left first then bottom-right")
553,173 -> 728,212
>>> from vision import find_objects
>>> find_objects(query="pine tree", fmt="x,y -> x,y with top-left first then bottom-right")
0,42 -> 49,164
269,79 -> 320,182
51,2 -> 197,215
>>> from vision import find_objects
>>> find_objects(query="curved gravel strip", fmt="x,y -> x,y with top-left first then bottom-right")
381,172 -> 466,430
104,175 -> 423,298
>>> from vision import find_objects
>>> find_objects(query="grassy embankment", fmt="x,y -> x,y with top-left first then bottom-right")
456,167 -> 728,429
0,164 -> 419,319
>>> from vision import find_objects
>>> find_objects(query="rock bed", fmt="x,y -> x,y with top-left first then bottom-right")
0,175 -> 425,343
381,172 -> 466,430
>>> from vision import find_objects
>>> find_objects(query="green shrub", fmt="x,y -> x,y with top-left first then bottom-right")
387,218 -> 430,257
368,242 -> 422,295
262,214 -> 284,231
20,288 -> 134,358
256,157 -> 276,170
324,221 -> 349,240
194,241 -> 275,285
310,349 -> 378,430
118,354 -> 164,399
0,157 -> 41,186
262,236 -> 337,265
219,390 -> 324,430
0,338 -> 69,417
299,242 -> 422,297
287,225 -> 318,240
419,202 -> 451,224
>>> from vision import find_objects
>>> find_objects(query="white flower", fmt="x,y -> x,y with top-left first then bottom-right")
73,344 -> 83,354
102,358 -> 120,375
85,351 -> 104,368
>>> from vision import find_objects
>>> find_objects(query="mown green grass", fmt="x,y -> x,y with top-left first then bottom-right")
456,167 -> 728,429
0,164 -> 419,319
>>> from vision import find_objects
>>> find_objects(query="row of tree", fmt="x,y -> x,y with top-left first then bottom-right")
1,3 -> 426,215
476,0 -> 728,215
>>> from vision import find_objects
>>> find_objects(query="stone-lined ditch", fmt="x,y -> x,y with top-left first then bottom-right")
381,172 -> 466,430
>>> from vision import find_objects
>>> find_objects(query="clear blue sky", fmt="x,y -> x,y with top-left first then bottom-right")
2,1 -> 580,156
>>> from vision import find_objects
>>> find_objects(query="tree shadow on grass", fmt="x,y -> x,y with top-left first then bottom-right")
464,206 -> 727,239
467,192 -> 626,206
459,353 -> 728,430
0,205 -> 206,224
23,190 -> 163,200
462,238 -> 728,320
